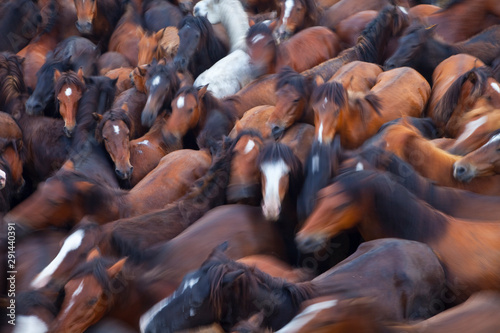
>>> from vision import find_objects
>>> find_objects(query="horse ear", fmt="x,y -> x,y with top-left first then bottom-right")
111,77 -> 118,87
138,66 -> 147,77
155,28 -> 164,41
314,75 -> 324,87
222,269 -> 244,286
107,258 -> 127,279
61,159 -> 75,171
74,181 -> 94,194
77,67 -> 84,83
248,19 -> 255,27
198,84 -> 209,99
122,102 -> 129,113
54,69 -> 61,82
86,248 -> 101,262
247,311 -> 265,327
232,119 -> 243,137
92,112 -> 103,122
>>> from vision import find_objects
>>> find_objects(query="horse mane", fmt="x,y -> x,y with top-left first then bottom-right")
433,66 -> 494,126
246,22 -> 272,42
0,52 -> 26,109
334,170 -> 447,242
355,5 -> 409,63
276,66 -> 312,98
148,62 -> 180,99
69,256 -> 121,295
54,71 -> 86,97
440,0 -> 466,10
201,250 -> 315,322
72,76 -> 117,149
95,108 -> 133,143
16,289 -> 62,317
312,81 -> 347,114
97,0 -> 125,33
257,141 -> 304,200
178,16 -> 228,65
300,0 -> 322,29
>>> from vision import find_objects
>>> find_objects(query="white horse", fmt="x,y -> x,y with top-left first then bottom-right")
193,0 -> 255,98
194,49 -> 253,98
194,0 -> 249,52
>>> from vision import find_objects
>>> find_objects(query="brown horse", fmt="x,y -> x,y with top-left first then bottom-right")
94,106 -> 134,180
370,122 -> 500,195
163,85 -> 236,149
453,131 -> 500,182
246,24 -> 341,77
108,2 -> 143,67
425,0 -> 500,43
137,27 -> 180,66
229,105 -> 276,139
140,238 -> 445,332
297,169 -> 500,302
97,51 -> 131,75
273,0 -> 321,41
431,66 -> 500,137
73,0 -> 124,45
54,68 -> 86,137
141,60 -> 180,127
311,67 -> 429,149
237,255 -> 312,283
104,67 -> 133,96
344,146 -> 500,221
335,10 -> 378,48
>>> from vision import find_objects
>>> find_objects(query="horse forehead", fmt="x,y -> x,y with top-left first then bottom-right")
490,82 -> 500,94
260,159 -> 290,179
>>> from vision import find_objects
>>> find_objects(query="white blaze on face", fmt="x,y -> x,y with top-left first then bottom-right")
113,125 -> 120,135
31,229 -> 85,289
244,140 -> 256,154
318,122 -> 324,144
252,34 -> 265,44
356,162 -> 364,171
398,6 -> 408,15
64,281 -> 85,315
283,0 -> 295,26
65,87 -> 72,97
276,300 -> 338,333
456,115 -> 488,143
14,316 -> 49,333
491,82 -> 500,94
0,168 -> 6,189
152,75 -> 161,87
261,159 -> 290,220
177,96 -> 185,109
138,139 -> 150,146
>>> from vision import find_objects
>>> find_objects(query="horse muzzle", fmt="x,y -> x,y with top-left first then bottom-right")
115,166 -> 134,180
25,96 -> 45,115
270,123 -> 285,140
295,232 -> 329,253
63,125 -> 75,138
76,21 -> 93,35
453,162 -> 477,182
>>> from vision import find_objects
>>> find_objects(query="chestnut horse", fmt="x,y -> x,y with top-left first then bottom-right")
425,0 -> 500,43
246,23 -> 340,77
163,85 -> 236,149
137,27 -> 180,66
453,131 -> 500,182
385,24 -> 500,83
273,0 -> 321,41
311,67 -> 430,149
53,68 -> 86,137
73,0 -> 124,46
141,238 -> 445,332
297,169 -> 500,302
141,60 -> 180,127
370,122 -> 500,195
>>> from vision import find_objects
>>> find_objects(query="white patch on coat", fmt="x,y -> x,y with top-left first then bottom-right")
260,159 -> 290,220
318,122 -> 324,144
456,116 -> 488,143
252,34 -> 265,44
64,281 -> 85,315
491,82 -> 500,94
283,0 -> 295,26
356,162 -> 364,171
483,133 -> 500,147
152,76 -> 161,87
312,154 -> 319,174
14,316 -> 48,333
138,140 -> 150,146
398,6 -> 408,15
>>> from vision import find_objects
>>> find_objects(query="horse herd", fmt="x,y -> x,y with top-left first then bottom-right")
1,0 -> 500,331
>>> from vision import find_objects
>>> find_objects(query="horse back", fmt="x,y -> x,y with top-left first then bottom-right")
330,61 -> 383,93
371,67 -> 430,119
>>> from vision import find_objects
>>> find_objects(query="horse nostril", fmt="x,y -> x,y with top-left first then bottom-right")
271,125 -> 284,139
454,165 -> 467,177
384,62 -> 396,70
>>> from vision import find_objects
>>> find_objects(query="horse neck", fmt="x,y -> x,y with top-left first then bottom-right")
218,1 -> 249,51
425,37 -> 458,68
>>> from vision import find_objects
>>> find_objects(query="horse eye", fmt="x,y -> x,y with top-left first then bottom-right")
87,297 -> 98,306
293,98 -> 300,103
188,108 -> 194,113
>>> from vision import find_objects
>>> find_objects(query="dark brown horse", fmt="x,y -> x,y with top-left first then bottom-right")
173,15 -> 228,79
140,238 -> 445,332
0,0 -> 42,53
142,0 -> 183,33
273,0 -> 321,41
385,24 -> 500,83
297,169 -> 500,302
54,68 -> 86,137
